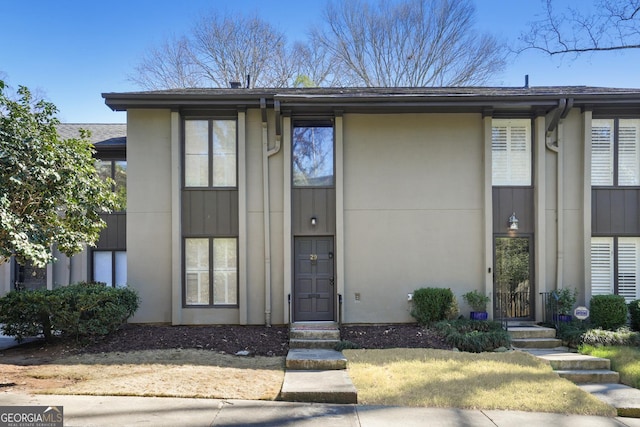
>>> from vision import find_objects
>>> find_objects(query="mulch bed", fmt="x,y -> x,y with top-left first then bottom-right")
1,323 -> 449,362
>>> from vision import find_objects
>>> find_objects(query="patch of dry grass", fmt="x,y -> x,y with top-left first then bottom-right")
19,349 -> 285,400
344,348 -> 616,416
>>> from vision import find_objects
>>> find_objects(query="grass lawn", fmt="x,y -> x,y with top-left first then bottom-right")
4,349 -> 285,400
580,345 -> 640,389
344,348 -> 616,416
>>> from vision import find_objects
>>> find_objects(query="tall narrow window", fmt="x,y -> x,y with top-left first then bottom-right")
492,119 -> 531,186
618,119 -> 640,185
93,251 -> 127,287
592,119 -> 615,185
185,238 -> 210,305
185,121 -> 209,187
591,237 -> 614,295
292,126 -> 334,187
618,238 -> 640,301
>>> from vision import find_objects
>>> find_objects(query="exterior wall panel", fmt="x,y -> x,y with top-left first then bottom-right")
492,188 -> 534,234
342,113 -> 484,323
96,213 -> 127,249
182,190 -> 239,236
592,188 -> 640,235
292,188 -> 336,236
127,109 -> 173,323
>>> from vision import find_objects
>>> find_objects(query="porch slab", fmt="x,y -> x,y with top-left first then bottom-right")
280,370 -> 357,404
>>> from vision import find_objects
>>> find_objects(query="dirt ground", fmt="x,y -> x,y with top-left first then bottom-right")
0,323 -> 448,397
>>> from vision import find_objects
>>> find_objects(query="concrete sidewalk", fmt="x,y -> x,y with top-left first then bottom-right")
3,392 -> 640,427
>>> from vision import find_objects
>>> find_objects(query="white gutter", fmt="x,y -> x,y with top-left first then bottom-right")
261,99 -> 282,327
545,98 -> 573,291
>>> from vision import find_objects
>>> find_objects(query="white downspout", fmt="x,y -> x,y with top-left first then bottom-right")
261,99 -> 282,327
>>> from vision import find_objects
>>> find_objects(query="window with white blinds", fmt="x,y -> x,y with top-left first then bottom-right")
618,119 -> 640,185
591,119 -> 614,186
492,119 -> 531,186
618,237 -> 640,302
592,118 -> 640,186
591,237 -> 614,296
591,236 -> 640,303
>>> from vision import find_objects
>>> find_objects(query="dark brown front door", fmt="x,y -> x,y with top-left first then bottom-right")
294,236 -> 335,321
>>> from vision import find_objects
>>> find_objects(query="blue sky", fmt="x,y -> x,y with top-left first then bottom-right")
2,0 -> 639,123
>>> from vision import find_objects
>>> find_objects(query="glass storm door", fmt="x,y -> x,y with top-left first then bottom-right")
494,236 -> 533,320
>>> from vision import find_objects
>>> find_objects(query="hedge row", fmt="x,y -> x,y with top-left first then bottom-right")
0,282 -> 139,342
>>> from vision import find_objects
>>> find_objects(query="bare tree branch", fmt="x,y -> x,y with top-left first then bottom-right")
310,0 -> 505,87
519,0 -> 640,56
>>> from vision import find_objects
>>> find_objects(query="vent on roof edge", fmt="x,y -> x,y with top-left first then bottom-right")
229,81 -> 242,89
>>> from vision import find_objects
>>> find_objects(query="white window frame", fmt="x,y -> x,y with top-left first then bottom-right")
592,118 -> 640,186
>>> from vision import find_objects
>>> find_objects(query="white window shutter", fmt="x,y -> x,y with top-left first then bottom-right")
492,119 -> 531,186
618,119 -> 640,186
591,237 -> 614,295
618,238 -> 640,302
591,119 -> 614,186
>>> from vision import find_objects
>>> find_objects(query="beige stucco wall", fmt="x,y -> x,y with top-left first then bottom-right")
126,109 -> 173,323
341,113 -> 485,323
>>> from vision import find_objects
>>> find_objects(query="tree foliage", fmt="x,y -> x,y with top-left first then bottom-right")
130,0 -> 505,89
0,81 -> 119,267
520,0 -> 640,55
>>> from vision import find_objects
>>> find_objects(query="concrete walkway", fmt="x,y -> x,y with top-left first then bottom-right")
2,392 -> 640,427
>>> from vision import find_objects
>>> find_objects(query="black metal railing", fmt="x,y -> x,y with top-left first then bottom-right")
540,291 -> 559,334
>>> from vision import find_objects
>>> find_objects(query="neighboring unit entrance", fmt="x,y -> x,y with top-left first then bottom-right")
494,236 -> 534,320
293,236 -> 335,321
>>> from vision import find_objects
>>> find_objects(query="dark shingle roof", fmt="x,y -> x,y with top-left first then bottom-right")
57,124 -> 126,148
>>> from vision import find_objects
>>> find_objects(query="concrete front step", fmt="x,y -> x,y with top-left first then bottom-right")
289,339 -> 340,350
279,370 -> 357,404
508,326 -> 556,339
511,338 -> 563,349
556,369 -> 620,384
286,349 -> 347,370
529,351 -> 611,370
289,323 -> 340,350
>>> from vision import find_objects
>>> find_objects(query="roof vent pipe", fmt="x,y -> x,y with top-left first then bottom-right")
246,74 -> 251,89
524,75 -> 529,89
229,81 -> 241,89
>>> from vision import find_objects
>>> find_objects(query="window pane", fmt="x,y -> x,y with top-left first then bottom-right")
212,120 -> 236,187
591,237 -> 614,295
114,161 -> 127,210
185,238 -> 209,305
618,119 -> 640,186
592,119 -> 614,186
492,119 -> 531,186
93,251 -> 113,287
95,160 -> 112,182
185,120 -> 209,187
618,238 -> 640,302
213,238 -> 237,305
293,126 -> 334,186
115,251 -> 127,288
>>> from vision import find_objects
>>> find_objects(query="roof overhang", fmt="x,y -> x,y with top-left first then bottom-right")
102,87 -> 640,116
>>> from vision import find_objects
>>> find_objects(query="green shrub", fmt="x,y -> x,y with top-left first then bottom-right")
0,282 -> 139,342
629,299 -> 640,332
410,288 -> 458,325
582,327 -> 640,347
590,294 -> 628,330
557,320 -> 591,348
432,319 -> 511,353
